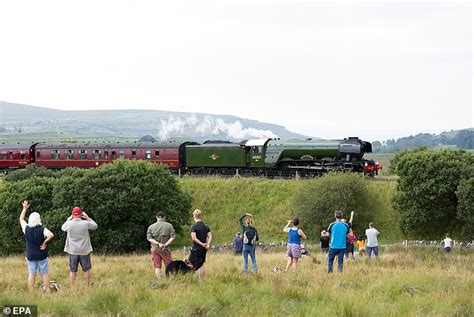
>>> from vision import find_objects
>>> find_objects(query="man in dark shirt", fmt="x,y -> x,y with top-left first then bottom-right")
189,209 -> 212,280
233,232 -> 243,255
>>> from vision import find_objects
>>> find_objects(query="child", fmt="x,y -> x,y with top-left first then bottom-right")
356,235 -> 366,256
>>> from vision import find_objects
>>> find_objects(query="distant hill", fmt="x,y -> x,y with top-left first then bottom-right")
0,101 -> 307,142
372,129 -> 474,152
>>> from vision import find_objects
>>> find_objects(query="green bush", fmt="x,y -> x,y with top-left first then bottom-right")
292,173 -> 377,238
0,176 -> 56,254
456,176 -> 474,240
0,161 -> 192,255
392,149 -> 474,239
4,165 -> 56,182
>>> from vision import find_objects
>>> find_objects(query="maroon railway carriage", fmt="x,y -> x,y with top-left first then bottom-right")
33,141 -> 187,170
0,143 -> 36,170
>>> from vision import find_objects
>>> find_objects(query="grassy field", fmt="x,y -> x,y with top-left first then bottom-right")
0,247 -> 472,316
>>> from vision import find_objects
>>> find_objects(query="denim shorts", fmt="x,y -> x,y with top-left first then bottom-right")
27,258 -> 49,275
69,254 -> 92,272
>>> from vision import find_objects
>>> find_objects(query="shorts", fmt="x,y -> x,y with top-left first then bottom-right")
69,254 -> 92,272
189,248 -> 207,270
347,244 -> 354,254
287,243 -> 301,259
444,247 -> 451,253
27,258 -> 48,275
151,249 -> 172,268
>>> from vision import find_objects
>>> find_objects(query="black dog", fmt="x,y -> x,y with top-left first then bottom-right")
165,260 -> 195,276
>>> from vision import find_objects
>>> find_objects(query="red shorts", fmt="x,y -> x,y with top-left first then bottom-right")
151,249 -> 172,268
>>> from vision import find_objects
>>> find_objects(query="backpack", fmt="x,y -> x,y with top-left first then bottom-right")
243,227 -> 257,246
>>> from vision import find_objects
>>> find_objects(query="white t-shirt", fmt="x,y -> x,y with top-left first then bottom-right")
21,222 -> 52,237
365,228 -> 380,247
443,238 -> 452,248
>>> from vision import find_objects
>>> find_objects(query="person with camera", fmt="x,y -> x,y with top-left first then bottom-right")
147,211 -> 176,280
239,213 -> 259,273
283,218 -> 307,272
61,207 -> 98,287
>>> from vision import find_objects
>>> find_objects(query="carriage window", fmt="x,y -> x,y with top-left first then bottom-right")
146,150 -> 151,160
111,151 -> 117,159
1,151 -> 6,160
20,151 -> 26,160
131,150 -> 137,159
36,151 -> 41,159
155,150 -> 160,159
104,151 -> 109,159
79,150 -> 87,160
65,150 -> 74,160
93,150 -> 101,160
119,150 -> 125,160
51,150 -> 60,159
9,152 -> 13,159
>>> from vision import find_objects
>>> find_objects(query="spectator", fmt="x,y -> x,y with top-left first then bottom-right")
19,200 -> 54,292
320,230 -> 329,253
146,211 -> 176,280
239,213 -> 259,273
189,209 -> 212,280
356,235 -> 366,256
346,228 -> 356,260
443,233 -> 453,253
61,207 -> 98,287
365,222 -> 381,259
327,210 -> 354,273
283,218 -> 307,272
232,232 -> 243,255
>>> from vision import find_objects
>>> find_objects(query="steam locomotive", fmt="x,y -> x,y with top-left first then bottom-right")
0,137 -> 380,177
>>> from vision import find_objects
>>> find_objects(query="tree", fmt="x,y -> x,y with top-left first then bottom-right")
456,174 -> 474,240
139,135 -> 156,143
292,173 -> 374,238
393,149 -> 474,239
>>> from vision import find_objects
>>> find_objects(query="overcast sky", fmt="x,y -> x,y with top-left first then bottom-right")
0,0 -> 472,140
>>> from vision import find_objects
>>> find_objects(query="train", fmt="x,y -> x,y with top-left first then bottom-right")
0,137 -> 381,177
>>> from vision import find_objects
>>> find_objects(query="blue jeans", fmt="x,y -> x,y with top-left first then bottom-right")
328,248 -> 345,273
242,244 -> 257,273
367,246 -> 379,259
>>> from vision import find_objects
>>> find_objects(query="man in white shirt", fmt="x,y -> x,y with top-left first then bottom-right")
365,222 -> 381,259
443,234 -> 453,253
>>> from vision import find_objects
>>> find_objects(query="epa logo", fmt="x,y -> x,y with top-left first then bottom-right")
2,305 -> 37,316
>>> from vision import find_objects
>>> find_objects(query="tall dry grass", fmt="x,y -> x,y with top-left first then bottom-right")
1,247 -> 472,316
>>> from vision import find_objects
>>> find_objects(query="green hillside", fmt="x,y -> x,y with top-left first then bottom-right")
176,178 -> 401,246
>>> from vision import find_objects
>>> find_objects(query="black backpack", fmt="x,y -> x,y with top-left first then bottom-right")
243,227 -> 257,246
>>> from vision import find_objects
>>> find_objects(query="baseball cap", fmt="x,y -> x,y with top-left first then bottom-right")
71,207 -> 82,216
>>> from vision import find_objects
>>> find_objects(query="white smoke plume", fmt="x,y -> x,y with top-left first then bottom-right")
158,115 -> 278,140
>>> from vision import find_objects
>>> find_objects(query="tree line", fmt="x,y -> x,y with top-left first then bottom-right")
373,129 -> 474,152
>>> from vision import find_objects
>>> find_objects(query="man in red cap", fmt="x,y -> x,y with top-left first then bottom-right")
61,206 -> 98,287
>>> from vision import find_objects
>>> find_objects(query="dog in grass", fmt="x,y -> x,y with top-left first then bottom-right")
165,260 -> 195,276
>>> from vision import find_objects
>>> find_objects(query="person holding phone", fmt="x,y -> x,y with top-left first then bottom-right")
61,207 -> 98,287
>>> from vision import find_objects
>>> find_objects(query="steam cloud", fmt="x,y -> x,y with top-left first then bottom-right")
158,115 -> 278,140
